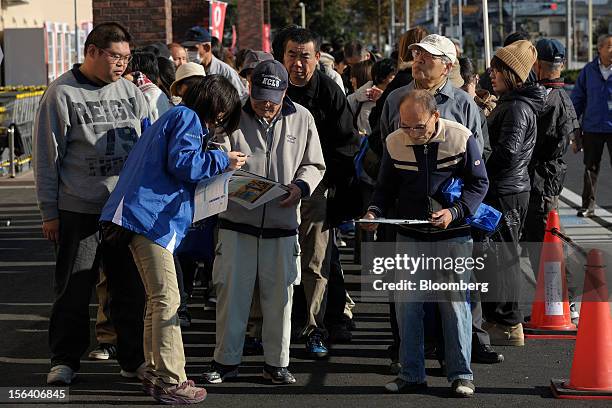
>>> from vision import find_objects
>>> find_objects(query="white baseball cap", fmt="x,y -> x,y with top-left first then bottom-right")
409,34 -> 457,64
170,62 -> 206,96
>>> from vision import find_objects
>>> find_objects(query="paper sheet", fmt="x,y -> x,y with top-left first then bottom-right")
356,218 -> 432,225
193,171 -> 233,222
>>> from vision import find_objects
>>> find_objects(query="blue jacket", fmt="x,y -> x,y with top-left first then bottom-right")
100,106 -> 229,252
571,58 -> 612,134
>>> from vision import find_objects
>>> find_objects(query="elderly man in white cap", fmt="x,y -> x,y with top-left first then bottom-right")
202,59 -> 325,386
380,34 -> 484,154
377,34 -> 502,377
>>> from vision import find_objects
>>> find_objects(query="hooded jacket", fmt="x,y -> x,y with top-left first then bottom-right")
348,80 -> 376,135
100,106 -> 229,253
215,97 -> 326,237
368,66 -> 414,157
486,83 -> 547,196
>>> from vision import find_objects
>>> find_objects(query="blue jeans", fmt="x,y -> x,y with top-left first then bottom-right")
395,234 -> 473,383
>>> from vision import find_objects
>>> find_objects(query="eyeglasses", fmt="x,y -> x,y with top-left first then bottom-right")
411,48 -> 444,62
214,117 -> 226,127
399,114 -> 434,134
98,48 -> 133,65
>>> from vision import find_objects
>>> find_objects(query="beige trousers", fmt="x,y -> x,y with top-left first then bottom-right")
94,269 -> 117,345
299,183 -> 330,331
213,229 -> 299,367
129,234 -> 186,385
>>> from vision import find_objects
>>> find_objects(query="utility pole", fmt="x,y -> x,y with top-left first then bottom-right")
433,0 -> 439,34
587,0 -> 593,61
74,0 -> 79,63
404,0 -> 410,32
390,0 -> 396,46
450,0 -> 454,37
566,0 -> 572,68
299,2 -> 305,28
377,0 -> 381,54
498,0 -> 504,43
458,0 -> 463,44
511,0 -> 516,33
483,0 -> 491,68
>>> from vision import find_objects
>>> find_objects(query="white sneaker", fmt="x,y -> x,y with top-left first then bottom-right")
570,302 -> 580,326
88,343 -> 117,360
120,362 -> 147,380
47,365 -> 76,385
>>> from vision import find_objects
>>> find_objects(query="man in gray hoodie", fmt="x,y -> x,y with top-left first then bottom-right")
33,22 -> 152,385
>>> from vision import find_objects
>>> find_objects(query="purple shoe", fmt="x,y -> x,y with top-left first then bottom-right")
154,380 -> 206,405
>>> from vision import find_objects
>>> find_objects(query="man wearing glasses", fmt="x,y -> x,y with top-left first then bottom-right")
380,34 -> 484,154
376,34 -> 502,367
362,90 -> 488,397
33,22 -> 152,385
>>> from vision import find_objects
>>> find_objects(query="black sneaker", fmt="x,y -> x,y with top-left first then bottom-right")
201,361 -> 239,384
306,331 -> 328,358
384,378 -> 427,393
243,336 -> 263,356
262,364 -> 296,384
178,309 -> 191,328
472,343 -> 504,364
577,209 -> 594,218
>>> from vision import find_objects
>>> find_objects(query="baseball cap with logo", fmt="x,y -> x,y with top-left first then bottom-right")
240,50 -> 273,76
250,60 -> 288,105
409,34 -> 458,64
536,38 -> 565,63
182,26 -> 212,48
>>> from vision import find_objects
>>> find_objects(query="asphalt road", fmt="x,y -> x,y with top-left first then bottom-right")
0,161 -> 611,407
564,146 -> 612,212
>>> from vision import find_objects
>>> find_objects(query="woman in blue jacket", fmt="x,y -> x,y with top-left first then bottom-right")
100,75 -> 245,404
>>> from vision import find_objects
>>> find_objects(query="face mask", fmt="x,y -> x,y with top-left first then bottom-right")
188,50 -> 201,64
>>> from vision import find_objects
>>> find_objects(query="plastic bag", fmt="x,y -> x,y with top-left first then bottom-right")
441,178 -> 501,233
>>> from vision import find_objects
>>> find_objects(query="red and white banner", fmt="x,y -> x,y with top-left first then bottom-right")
262,23 -> 271,53
209,1 -> 227,40
231,25 -> 237,53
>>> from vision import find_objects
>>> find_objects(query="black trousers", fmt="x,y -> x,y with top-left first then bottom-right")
48,210 -> 145,371
581,132 -> 612,211
522,193 -> 559,273
324,233 -> 348,325
482,192 -> 529,326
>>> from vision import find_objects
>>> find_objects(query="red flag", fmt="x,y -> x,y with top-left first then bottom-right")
262,23 -> 271,52
231,25 -> 237,53
210,1 -> 228,40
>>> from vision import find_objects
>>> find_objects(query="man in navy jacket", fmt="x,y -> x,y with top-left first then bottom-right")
571,34 -> 612,217
362,90 -> 488,397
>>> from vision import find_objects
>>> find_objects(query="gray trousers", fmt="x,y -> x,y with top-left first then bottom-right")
213,229 -> 300,367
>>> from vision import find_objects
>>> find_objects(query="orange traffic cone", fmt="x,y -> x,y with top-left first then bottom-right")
551,249 -> 612,399
524,210 -> 577,339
